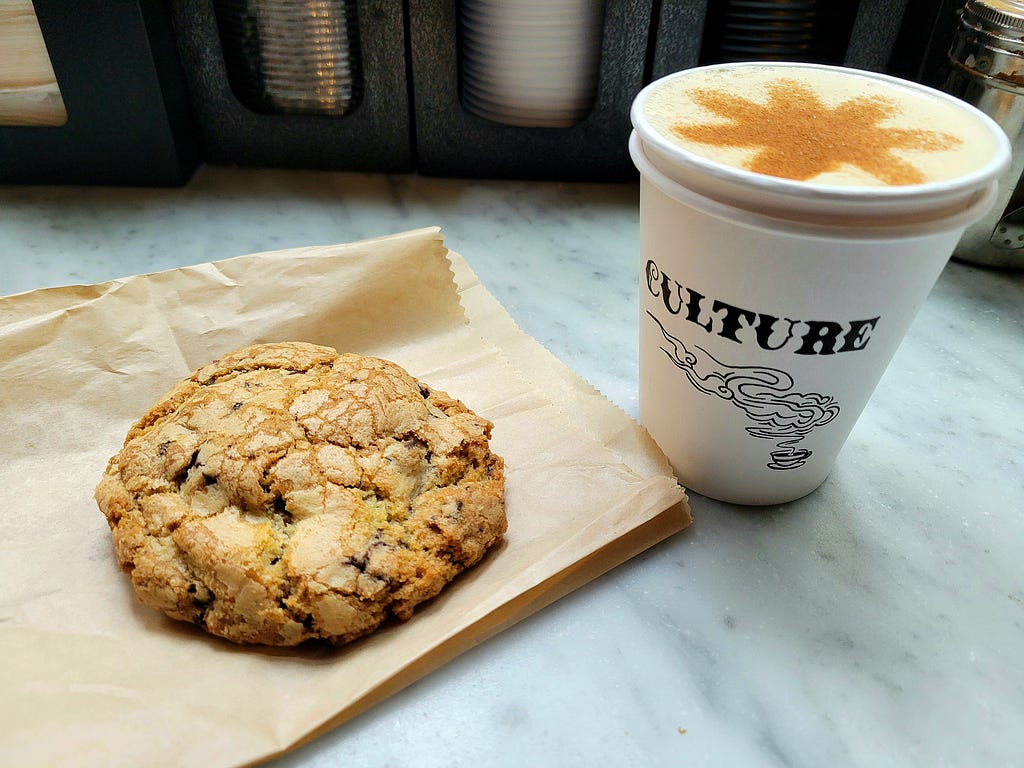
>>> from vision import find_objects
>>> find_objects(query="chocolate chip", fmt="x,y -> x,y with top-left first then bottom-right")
172,449 -> 201,484
273,496 -> 291,521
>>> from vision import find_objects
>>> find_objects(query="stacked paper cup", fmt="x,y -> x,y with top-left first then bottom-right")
714,0 -> 821,61
701,0 -> 855,64
214,0 -> 360,116
460,0 -> 605,128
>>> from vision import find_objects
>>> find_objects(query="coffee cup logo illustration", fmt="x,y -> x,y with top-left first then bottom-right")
647,311 -> 840,470
642,260 -> 885,471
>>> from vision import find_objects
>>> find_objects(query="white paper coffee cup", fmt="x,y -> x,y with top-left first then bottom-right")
630,62 -> 1010,505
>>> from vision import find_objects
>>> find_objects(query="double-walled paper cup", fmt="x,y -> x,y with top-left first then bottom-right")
630,63 -> 1011,505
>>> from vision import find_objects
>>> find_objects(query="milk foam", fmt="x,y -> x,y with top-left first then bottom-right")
642,65 -> 1000,188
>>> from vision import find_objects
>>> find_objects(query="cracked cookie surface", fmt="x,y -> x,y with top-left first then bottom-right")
95,342 -> 506,646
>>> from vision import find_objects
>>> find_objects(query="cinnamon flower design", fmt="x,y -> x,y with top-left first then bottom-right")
672,78 -> 960,185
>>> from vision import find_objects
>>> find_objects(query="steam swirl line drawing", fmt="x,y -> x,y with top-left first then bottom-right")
647,311 -> 840,470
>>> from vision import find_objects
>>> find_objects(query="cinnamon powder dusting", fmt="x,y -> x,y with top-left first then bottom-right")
671,78 -> 960,185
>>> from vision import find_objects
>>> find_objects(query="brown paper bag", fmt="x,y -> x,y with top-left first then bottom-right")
0,228 -> 689,767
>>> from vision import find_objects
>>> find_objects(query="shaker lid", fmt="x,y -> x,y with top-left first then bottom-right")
965,0 -> 1024,30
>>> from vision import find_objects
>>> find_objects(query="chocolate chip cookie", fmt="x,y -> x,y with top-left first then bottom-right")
95,342 -> 506,646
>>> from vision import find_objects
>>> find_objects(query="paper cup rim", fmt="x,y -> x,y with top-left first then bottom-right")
630,61 -> 1011,216
629,131 -> 999,240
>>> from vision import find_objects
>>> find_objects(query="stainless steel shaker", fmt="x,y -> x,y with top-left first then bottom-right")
944,0 -> 1024,268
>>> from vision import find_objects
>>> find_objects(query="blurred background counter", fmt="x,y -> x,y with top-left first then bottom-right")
0,0 -> 970,185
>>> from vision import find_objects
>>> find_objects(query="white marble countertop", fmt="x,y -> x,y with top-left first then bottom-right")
2,168 -> 1022,767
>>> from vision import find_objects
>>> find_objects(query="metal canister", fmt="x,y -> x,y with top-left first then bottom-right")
944,0 -> 1024,268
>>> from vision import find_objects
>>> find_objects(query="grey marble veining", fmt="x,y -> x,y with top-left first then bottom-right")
2,167 -> 1022,767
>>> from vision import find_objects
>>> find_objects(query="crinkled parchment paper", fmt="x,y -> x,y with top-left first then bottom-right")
0,228 -> 689,767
